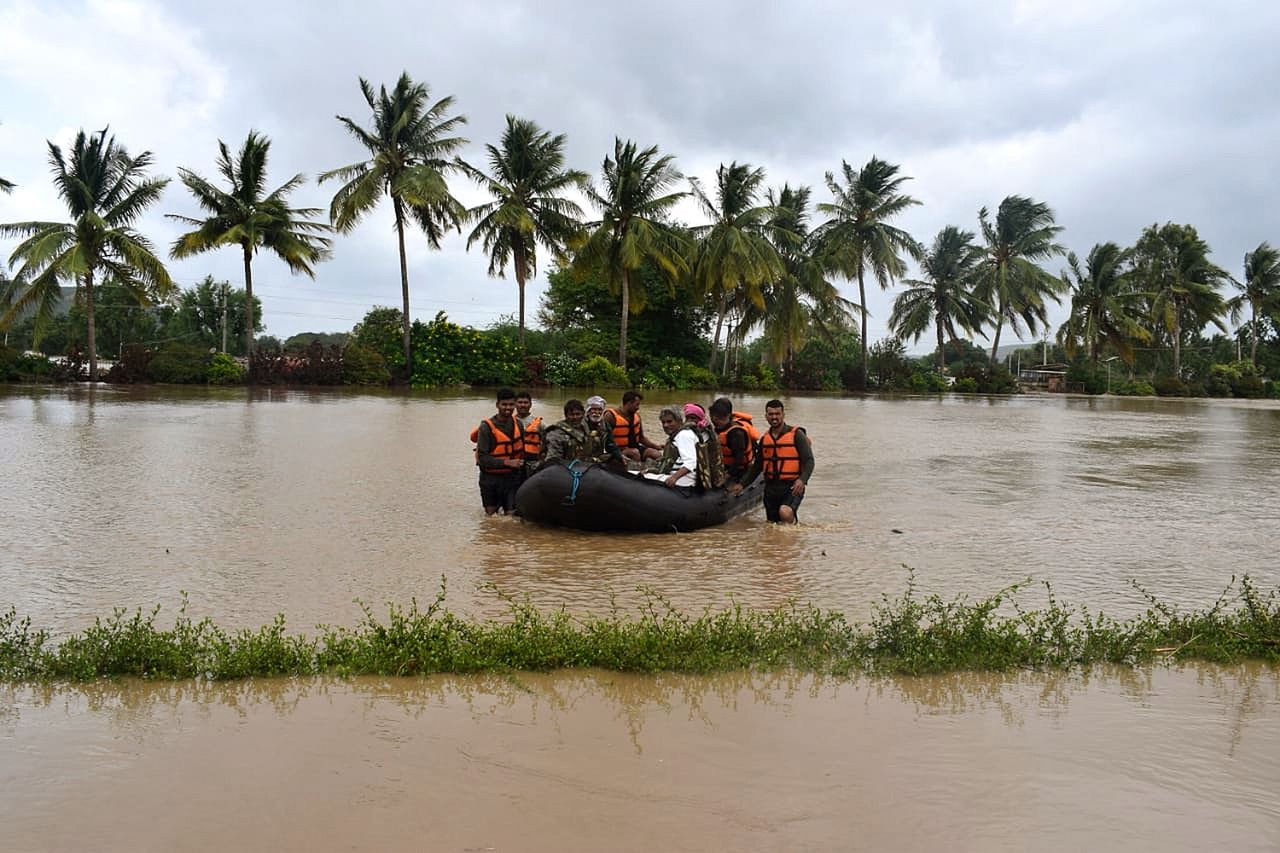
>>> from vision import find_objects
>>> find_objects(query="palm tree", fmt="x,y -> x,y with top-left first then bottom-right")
890,226 -> 988,370
1227,242 -> 1280,365
1132,222 -> 1228,377
975,195 -> 1066,365
814,156 -> 921,388
321,72 -> 467,374
0,128 -> 172,378
1057,242 -> 1149,366
689,161 -> 782,372
461,116 -> 586,351
574,138 -> 689,369
0,177 -> 12,193
739,184 -> 854,382
169,131 -> 332,360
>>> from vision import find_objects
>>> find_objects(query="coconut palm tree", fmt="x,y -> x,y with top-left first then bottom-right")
1227,242 -> 1280,365
688,161 -> 782,372
1132,222 -> 1228,377
1057,242 -> 1149,366
814,156 -> 921,388
169,131 -> 332,360
890,226 -> 988,370
975,195 -> 1066,365
461,115 -> 586,351
737,185 -> 855,383
0,128 -> 172,379
574,138 -> 689,369
0,177 -> 13,193
321,72 -> 467,374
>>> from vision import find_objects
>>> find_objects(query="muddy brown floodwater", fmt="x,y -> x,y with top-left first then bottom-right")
2,385 -> 1279,850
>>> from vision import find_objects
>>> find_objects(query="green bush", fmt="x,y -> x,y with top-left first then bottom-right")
147,344 -> 211,384
0,346 -> 57,382
908,371 -> 951,392
542,352 -> 579,386
953,377 -> 979,393
410,312 -> 522,388
341,343 -> 391,386
206,353 -> 245,385
640,357 -> 718,390
1153,376 -> 1188,397
1066,363 -> 1107,395
572,355 -> 629,387
1113,379 -> 1155,396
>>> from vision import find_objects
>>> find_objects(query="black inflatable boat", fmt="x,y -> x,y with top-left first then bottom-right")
514,461 -> 765,532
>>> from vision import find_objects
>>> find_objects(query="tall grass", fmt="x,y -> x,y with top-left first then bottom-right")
2,575 -> 1277,682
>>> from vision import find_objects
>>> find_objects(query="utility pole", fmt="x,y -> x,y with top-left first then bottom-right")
220,280 -> 228,354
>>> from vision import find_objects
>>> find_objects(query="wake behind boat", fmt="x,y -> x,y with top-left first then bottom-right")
514,462 -> 765,533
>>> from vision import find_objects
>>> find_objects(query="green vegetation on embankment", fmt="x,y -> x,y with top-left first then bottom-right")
2,577 -> 1277,682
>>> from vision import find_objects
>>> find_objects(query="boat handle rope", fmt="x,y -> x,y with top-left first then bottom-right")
564,459 -> 585,504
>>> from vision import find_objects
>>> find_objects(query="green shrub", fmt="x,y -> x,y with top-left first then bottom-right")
1113,379 -> 1155,396
542,352 -> 579,386
147,344 -> 211,384
341,343 -> 391,385
0,346 -> 57,382
1153,376 -> 1188,397
1066,362 -> 1107,394
206,353 -> 245,385
572,355 -> 629,387
909,371 -> 951,392
953,377 -> 979,393
410,312 -> 522,388
640,357 -> 718,390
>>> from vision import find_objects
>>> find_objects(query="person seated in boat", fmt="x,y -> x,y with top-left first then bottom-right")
728,399 -> 813,523
540,398 -> 622,468
602,390 -> 662,463
475,387 -> 525,516
644,406 -> 700,490
584,396 -> 624,466
708,397 -> 758,481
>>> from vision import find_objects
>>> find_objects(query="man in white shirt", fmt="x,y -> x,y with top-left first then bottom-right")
644,407 -> 698,489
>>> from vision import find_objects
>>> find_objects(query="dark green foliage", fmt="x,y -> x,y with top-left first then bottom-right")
952,363 -> 1019,394
789,330 -> 861,391
907,371 -> 951,392
284,332 -> 348,351
1112,379 -> 1155,396
539,262 -> 712,373
105,344 -> 153,383
2,576 -> 1276,681
1154,376 -> 1189,397
350,306 -> 406,373
868,338 -> 915,389
147,343 -> 211,384
206,353 -> 245,385
1066,362 -> 1108,394
0,345 -> 57,382
411,312 -> 522,388
571,355 -> 629,387
341,343 -> 391,385
638,357 -> 718,390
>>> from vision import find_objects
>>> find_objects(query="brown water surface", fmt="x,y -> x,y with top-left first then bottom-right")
4,386 -> 1280,850
2,664 -> 1277,852
3,385 -> 1278,632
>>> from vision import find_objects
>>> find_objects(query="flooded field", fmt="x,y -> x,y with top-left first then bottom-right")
2,385 -> 1278,850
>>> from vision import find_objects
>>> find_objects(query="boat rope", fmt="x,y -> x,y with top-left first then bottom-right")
564,459 -> 585,504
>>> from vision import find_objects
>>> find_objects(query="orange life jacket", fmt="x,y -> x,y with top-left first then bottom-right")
716,414 -> 758,469
760,426 -> 803,481
522,416 -> 543,460
477,417 -> 524,474
608,407 -> 642,449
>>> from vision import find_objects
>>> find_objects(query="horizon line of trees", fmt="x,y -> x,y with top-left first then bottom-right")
3,71 -> 1279,389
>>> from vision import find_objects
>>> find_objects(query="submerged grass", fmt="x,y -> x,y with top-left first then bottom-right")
2,575 -> 1278,682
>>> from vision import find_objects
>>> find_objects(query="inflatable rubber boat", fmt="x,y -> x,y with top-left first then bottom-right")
514,461 -> 765,532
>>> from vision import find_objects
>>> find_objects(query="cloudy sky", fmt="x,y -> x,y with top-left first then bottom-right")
2,0 -> 1277,349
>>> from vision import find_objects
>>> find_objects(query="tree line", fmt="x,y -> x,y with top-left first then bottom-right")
3,70 -> 1278,392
